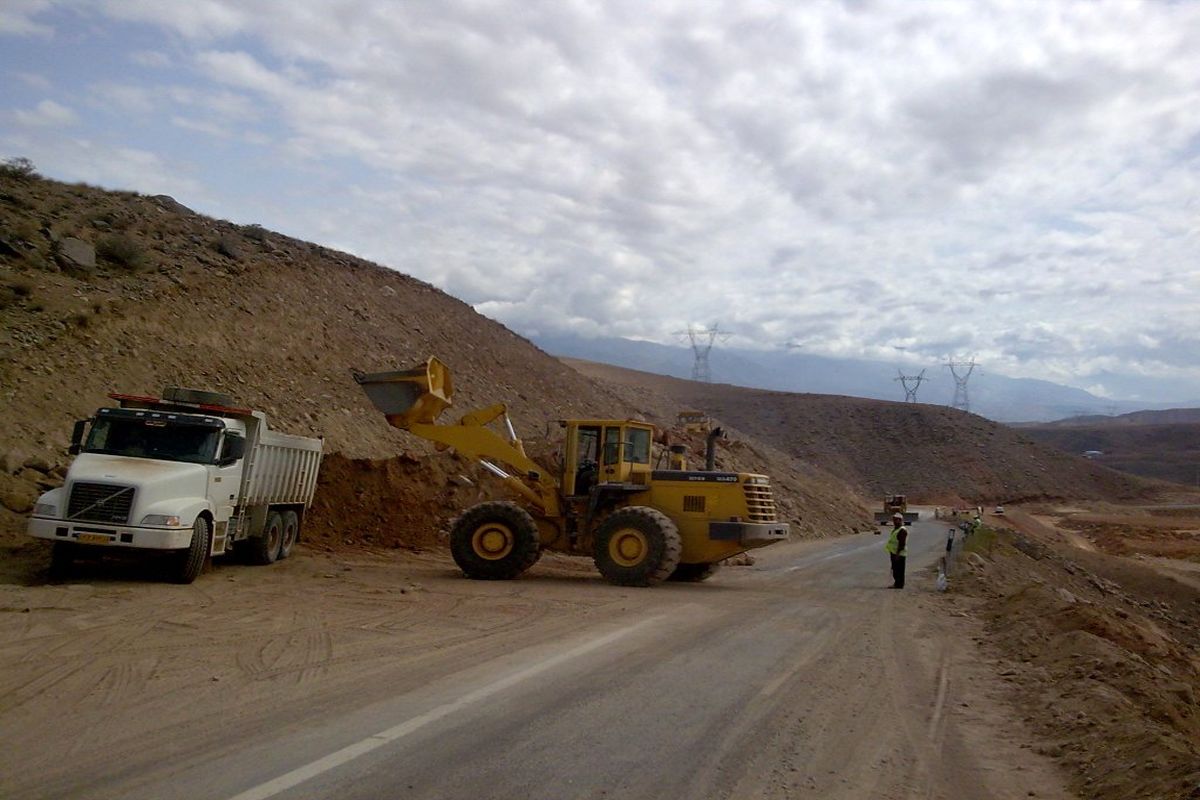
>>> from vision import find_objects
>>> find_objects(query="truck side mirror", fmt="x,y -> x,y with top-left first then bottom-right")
68,419 -> 88,455
221,434 -> 246,465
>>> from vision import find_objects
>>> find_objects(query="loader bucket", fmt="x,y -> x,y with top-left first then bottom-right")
353,357 -> 454,428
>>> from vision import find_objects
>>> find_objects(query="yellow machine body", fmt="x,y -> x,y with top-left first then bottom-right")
353,357 -> 789,584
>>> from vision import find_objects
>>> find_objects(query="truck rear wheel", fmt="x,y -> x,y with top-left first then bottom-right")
593,506 -> 681,587
668,561 -> 720,582
174,516 -> 210,584
247,511 -> 283,565
279,510 -> 299,559
450,501 -> 541,580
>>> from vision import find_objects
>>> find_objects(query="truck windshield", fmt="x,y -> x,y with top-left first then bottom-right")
84,418 -> 220,464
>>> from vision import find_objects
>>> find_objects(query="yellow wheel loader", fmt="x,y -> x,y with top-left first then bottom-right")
354,357 -> 789,586
874,494 -> 918,525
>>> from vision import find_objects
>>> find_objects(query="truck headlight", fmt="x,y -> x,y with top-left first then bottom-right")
141,514 -> 182,527
33,502 -> 57,517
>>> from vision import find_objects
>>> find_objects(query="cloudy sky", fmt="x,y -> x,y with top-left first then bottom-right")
2,0 -> 1199,400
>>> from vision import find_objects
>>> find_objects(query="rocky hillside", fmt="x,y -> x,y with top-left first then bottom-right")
0,171 -> 869,554
565,359 -> 1169,506
1016,409 -> 1200,486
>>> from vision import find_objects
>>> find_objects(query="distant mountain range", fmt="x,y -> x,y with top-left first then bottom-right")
529,331 -> 1197,423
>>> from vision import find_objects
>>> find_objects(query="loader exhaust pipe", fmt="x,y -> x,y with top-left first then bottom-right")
705,427 -> 723,471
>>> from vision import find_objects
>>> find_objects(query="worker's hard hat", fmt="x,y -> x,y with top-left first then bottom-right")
892,513 -> 903,521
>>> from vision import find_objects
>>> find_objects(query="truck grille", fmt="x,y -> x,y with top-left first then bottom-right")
743,482 -> 777,522
68,482 -> 135,524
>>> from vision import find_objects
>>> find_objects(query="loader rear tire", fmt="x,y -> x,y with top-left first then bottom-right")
450,501 -> 541,580
668,561 -> 720,582
593,506 -> 681,587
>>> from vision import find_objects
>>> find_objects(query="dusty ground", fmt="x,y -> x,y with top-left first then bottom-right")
947,506 -> 1200,799
1,523 -> 1074,800
3,172 -> 1199,799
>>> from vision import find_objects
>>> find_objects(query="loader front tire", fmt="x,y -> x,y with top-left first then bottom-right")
450,501 -> 541,580
593,506 -> 681,587
668,561 -> 720,582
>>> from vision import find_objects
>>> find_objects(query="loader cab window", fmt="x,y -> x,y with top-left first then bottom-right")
602,427 -> 621,466
573,426 -> 600,495
624,427 -> 651,464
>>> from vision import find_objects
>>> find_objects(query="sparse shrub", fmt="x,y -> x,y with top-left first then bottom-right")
0,282 -> 32,309
67,311 -> 90,328
96,233 -> 147,271
0,157 -> 39,182
13,219 -> 39,243
243,224 -> 269,242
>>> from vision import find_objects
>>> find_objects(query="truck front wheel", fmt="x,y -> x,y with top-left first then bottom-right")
49,541 -> 76,578
449,501 -> 541,580
174,516 -> 210,584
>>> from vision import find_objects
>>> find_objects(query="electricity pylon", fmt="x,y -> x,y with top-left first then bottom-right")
945,356 -> 978,412
675,324 -> 730,382
894,368 -> 927,403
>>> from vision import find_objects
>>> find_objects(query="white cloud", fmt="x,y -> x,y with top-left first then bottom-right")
129,49 -> 171,68
13,99 -> 77,126
5,0 -> 1200,397
0,0 -> 56,36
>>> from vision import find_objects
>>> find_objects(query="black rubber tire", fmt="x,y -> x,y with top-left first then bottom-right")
449,501 -> 541,580
668,561 -> 721,582
279,510 -> 299,560
174,516 -> 210,584
593,506 -> 682,587
49,541 -> 76,578
162,387 -> 236,406
247,511 -> 283,565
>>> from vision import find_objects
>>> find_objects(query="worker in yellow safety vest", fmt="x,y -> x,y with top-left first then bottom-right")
885,512 -> 909,589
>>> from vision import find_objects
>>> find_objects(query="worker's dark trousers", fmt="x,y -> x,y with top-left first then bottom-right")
889,553 -> 906,588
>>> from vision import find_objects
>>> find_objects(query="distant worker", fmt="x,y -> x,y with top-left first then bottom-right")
885,512 -> 908,589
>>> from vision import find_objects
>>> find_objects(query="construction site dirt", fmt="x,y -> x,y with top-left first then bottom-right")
2,175 -> 1199,798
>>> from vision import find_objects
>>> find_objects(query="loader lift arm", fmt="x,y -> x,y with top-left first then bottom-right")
353,359 -> 561,517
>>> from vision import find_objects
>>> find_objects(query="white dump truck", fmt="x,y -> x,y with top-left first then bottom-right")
27,388 -> 323,583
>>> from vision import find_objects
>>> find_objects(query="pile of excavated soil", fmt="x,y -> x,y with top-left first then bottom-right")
951,511 -> 1200,799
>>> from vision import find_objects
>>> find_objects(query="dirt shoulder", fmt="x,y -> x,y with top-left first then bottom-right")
949,506 -> 1200,799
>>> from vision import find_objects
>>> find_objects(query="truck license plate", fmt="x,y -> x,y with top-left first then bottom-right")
78,533 -> 110,544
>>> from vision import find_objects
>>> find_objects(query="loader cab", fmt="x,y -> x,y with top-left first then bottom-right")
562,420 -> 654,496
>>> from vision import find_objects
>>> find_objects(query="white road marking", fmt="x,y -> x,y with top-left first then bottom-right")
785,539 -> 882,572
225,616 -> 666,800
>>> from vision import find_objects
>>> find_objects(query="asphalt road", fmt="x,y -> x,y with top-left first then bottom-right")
3,515 -> 1070,800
